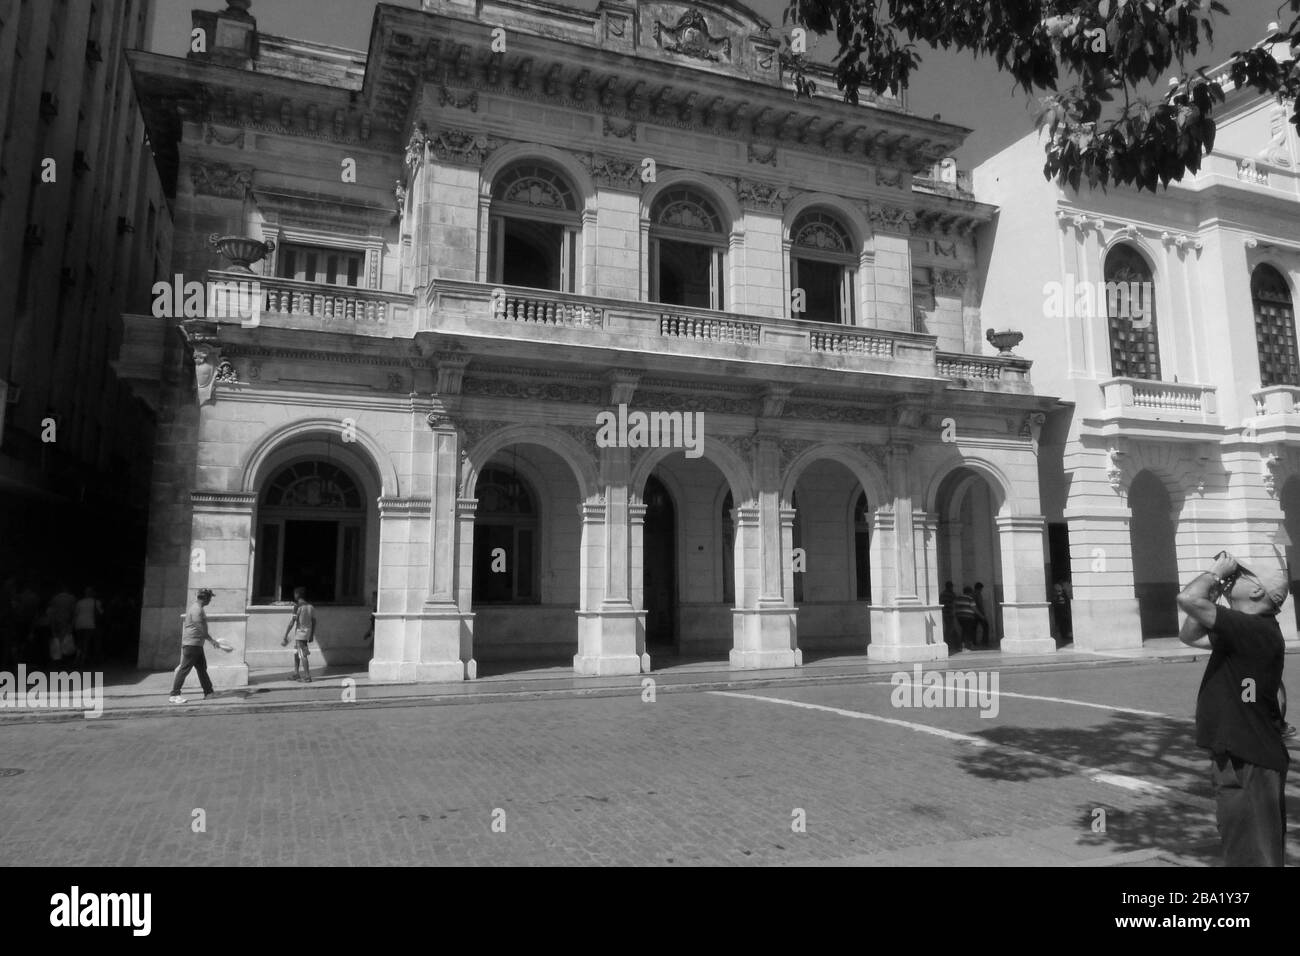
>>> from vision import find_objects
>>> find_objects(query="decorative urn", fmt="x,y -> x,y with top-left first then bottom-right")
985,328 -> 1024,356
209,234 -> 274,274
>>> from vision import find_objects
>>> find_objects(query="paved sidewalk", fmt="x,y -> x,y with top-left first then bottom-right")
1,636 -> 1272,723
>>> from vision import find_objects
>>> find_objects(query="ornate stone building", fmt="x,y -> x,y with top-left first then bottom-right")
976,31 -> 1300,650
125,0 -> 1055,685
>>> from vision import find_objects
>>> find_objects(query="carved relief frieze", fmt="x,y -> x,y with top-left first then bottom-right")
438,85 -> 479,112
189,161 -> 252,199
933,269 -> 968,297
577,153 -> 643,191
731,177 -> 791,212
602,116 -> 638,141
652,10 -> 732,61
430,127 -> 500,166
461,377 -> 605,404
868,204 -> 915,234
747,143 -> 777,166
784,403 -> 889,425
633,390 -> 756,416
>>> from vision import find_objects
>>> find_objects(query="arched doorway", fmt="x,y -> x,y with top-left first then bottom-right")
643,475 -> 677,649
469,443 -> 583,671
1128,470 -> 1180,639
936,467 -> 1004,649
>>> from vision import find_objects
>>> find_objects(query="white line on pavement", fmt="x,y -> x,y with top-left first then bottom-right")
709,691 -> 993,747
983,689 -> 1168,719
711,690 -> 1177,800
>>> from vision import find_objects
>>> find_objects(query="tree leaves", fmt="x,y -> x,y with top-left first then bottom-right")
785,0 -> 1300,192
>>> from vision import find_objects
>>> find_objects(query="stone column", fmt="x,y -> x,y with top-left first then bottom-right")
1066,508 -> 1142,651
575,447 -> 644,675
187,491 -> 255,688
370,495 -> 432,683
730,437 -> 799,669
996,515 -> 1055,654
629,501 -> 650,668
373,415 -> 472,682
869,445 -> 944,661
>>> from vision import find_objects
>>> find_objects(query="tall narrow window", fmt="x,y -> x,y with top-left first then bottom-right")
650,188 -> 726,310
472,467 -> 540,604
790,209 -> 856,323
256,460 -> 366,604
1253,264 -> 1298,388
489,163 -> 579,292
1104,243 -> 1160,380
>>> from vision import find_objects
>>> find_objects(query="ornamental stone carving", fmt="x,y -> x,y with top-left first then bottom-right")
577,153 -> 642,190
868,205 -> 915,234
458,419 -> 513,458
652,10 -> 732,61
438,86 -> 478,112
731,178 -> 791,212
189,161 -> 252,199
460,378 -> 605,404
430,127 -> 500,166
602,116 -> 637,140
783,403 -> 888,425
747,143 -> 777,166
933,269 -> 968,297
634,390 -> 755,416
711,433 -> 755,462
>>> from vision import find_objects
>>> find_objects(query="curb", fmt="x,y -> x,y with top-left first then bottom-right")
0,650 -> 1208,724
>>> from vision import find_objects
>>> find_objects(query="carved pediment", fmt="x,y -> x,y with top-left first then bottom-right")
652,9 -> 732,61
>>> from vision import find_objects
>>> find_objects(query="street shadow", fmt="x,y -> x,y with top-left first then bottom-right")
957,713 -> 1300,865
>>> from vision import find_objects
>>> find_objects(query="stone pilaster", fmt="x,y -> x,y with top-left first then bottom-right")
995,515 -> 1055,654
186,491 -> 256,688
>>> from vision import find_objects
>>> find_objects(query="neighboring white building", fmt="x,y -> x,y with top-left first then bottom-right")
975,33 -> 1300,649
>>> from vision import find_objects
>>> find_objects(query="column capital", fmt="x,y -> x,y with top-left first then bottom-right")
190,491 -> 257,513
378,496 -> 432,516
581,501 -> 607,521
995,514 -> 1047,531
455,498 -> 478,518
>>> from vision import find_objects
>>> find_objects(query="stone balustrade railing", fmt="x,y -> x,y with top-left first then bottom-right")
426,280 -> 1031,388
208,271 -> 415,335
1101,377 -> 1218,416
1253,385 -> 1300,415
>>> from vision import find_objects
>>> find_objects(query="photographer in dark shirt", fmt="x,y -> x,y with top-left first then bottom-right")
1177,551 -> 1289,866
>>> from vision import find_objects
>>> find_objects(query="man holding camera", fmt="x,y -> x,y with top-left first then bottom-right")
1177,552 -> 1290,866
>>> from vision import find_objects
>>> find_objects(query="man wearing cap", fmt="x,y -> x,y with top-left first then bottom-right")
169,588 -> 229,704
1177,551 -> 1290,866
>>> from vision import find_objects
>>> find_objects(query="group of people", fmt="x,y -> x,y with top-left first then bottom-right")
0,578 -> 135,672
938,581 -> 992,652
168,585 -> 317,703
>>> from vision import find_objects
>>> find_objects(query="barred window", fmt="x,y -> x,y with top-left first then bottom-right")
1105,244 -> 1160,380
1253,264 -> 1298,388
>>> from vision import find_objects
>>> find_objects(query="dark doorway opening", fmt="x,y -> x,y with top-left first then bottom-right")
282,520 -> 339,603
1128,471 -> 1179,639
643,475 -> 677,648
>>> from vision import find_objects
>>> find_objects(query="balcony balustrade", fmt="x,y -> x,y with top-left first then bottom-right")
206,271 -> 416,336
1099,377 -> 1218,423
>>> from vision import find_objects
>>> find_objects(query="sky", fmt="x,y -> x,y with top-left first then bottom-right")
149,0 -> 1287,167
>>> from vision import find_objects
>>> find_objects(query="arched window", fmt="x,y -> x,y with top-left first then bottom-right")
489,163 -> 579,292
255,461 -> 365,604
1253,264 -> 1298,388
790,209 -> 856,323
472,466 -> 540,604
853,491 -> 871,601
1104,244 -> 1160,379
651,187 -> 726,310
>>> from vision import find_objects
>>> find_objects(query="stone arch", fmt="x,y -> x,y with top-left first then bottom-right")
640,169 -> 744,237
239,417 -> 398,498
480,143 -> 596,208
781,443 -> 887,510
461,423 -> 599,504
783,192 -> 871,256
630,441 -> 756,506
924,455 -> 1015,518
1108,444 -> 1189,512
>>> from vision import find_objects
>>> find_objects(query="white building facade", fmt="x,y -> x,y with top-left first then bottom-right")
976,36 -> 1300,649
125,0 -> 1058,686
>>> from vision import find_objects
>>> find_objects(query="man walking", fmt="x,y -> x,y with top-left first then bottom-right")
953,586 -> 981,652
169,588 -> 231,704
282,586 -> 315,682
1177,551 -> 1290,866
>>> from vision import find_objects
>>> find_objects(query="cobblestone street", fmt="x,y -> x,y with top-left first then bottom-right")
1,658 -> 1296,866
